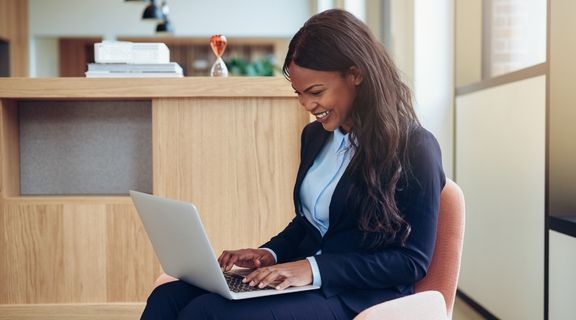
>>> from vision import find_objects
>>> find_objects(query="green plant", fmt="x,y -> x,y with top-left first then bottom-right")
225,55 -> 278,76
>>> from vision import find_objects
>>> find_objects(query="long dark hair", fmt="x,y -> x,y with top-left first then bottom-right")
283,9 -> 419,249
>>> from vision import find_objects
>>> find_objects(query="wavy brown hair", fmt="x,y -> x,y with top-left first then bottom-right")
283,9 -> 419,249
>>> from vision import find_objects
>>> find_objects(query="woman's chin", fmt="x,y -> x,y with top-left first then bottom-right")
320,122 -> 338,132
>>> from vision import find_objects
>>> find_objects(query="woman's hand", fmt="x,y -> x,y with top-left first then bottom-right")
243,259 -> 313,290
218,248 -> 275,272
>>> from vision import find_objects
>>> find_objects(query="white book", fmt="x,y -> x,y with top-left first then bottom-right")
85,71 -> 183,78
87,62 -> 183,73
94,41 -> 170,64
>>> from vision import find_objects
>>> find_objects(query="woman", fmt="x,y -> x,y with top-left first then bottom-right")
141,8 -> 444,320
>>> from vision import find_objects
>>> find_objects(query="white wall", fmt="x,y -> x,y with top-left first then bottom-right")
28,0 -> 311,76
549,231 -> 576,320
413,0 -> 454,178
549,0 -> 576,215
455,0 -> 482,87
547,2 -> 576,317
388,0 -> 454,179
29,0 -> 310,38
455,76 -> 546,319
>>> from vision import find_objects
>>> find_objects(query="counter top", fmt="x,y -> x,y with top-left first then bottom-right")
0,77 -> 295,99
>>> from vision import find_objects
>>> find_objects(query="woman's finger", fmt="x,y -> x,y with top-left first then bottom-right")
274,278 -> 292,290
257,269 -> 283,288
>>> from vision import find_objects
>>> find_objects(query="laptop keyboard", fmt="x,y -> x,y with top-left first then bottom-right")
224,272 -> 269,293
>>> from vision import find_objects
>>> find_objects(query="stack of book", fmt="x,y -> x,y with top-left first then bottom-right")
85,62 -> 183,78
86,41 -> 184,78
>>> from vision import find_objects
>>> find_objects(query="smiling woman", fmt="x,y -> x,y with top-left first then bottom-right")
140,9 -> 445,320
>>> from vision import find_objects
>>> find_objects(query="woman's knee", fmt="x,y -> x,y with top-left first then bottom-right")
144,281 -> 207,318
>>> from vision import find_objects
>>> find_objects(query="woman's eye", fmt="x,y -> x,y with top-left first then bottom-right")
310,91 -> 322,96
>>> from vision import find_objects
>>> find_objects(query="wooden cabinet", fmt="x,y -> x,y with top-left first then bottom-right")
0,77 -> 308,318
58,37 -> 289,77
58,37 -> 102,77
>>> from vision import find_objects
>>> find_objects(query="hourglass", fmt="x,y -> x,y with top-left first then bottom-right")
210,34 -> 228,77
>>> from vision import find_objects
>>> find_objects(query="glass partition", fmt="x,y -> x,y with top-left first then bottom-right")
484,0 -> 547,78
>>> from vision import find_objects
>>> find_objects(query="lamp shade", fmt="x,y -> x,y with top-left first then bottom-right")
156,19 -> 175,34
142,1 -> 164,20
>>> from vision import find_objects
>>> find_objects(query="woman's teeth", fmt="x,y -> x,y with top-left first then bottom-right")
316,110 -> 330,120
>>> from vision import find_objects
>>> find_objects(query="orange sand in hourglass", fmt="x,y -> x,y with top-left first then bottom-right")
210,35 -> 227,57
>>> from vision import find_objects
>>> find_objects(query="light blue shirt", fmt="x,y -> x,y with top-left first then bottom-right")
301,128 -> 353,286
300,128 -> 352,236
263,129 -> 353,287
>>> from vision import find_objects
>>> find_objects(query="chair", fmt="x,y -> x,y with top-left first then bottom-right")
150,179 -> 465,319
354,178 -> 466,320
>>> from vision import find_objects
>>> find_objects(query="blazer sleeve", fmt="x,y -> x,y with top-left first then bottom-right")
314,128 -> 445,296
259,214 -> 321,261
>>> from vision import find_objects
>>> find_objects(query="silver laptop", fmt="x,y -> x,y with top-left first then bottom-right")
130,190 -> 319,300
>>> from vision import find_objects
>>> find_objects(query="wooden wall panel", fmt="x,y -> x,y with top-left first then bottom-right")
61,204 -> 107,303
58,38 -> 101,77
153,97 -> 308,254
0,199 -> 159,304
0,203 -> 65,303
106,203 -> 160,302
0,0 -> 28,76
0,99 -> 19,197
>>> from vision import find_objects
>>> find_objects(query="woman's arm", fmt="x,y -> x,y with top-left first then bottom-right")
259,214 -> 320,261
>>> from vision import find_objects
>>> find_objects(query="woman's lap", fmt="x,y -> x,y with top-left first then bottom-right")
141,280 -> 356,320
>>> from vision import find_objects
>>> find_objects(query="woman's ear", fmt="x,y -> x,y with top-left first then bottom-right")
348,66 -> 363,86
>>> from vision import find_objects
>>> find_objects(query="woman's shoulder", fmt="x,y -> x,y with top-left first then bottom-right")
405,125 -> 445,185
408,125 -> 441,152
302,121 -> 325,135
301,121 -> 330,144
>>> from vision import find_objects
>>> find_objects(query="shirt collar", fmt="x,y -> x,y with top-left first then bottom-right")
333,128 -> 350,153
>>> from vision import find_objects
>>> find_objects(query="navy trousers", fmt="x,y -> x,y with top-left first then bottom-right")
140,280 -> 356,320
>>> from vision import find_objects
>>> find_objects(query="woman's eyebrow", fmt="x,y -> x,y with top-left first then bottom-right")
293,84 -> 323,93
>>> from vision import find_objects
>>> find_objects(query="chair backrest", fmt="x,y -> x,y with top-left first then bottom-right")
415,178 -> 465,318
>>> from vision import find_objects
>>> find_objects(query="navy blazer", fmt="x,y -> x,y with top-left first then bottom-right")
261,121 -> 445,314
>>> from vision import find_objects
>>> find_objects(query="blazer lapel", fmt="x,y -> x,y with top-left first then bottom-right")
294,125 -> 331,215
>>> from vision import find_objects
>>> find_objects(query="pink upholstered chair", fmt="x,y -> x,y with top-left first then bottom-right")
151,179 -> 465,319
354,178 -> 466,320
152,273 -> 179,288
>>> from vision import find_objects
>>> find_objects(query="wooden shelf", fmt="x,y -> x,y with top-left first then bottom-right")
0,77 -> 295,99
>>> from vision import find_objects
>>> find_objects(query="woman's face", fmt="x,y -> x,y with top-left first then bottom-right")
288,62 -> 362,132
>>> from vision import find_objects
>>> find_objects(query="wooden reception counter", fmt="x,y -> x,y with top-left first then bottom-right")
0,77 -> 309,318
